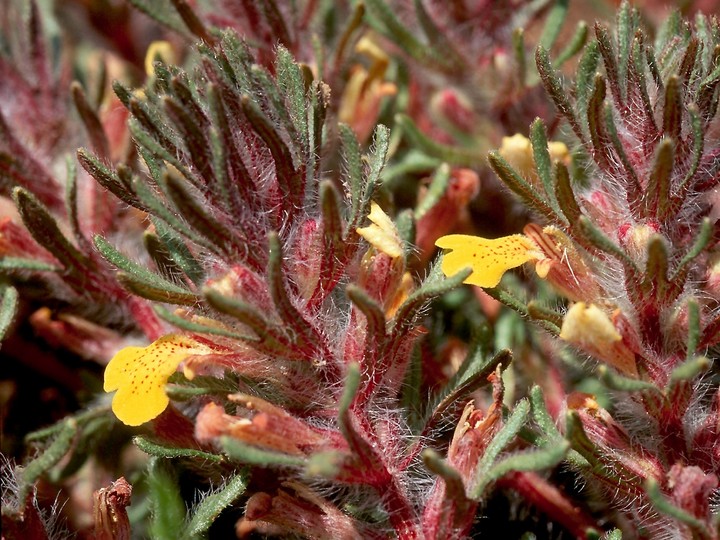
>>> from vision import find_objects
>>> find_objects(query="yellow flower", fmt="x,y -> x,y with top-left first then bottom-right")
357,202 -> 404,258
144,41 -> 176,77
435,234 -> 539,288
499,134 -> 570,181
104,334 -> 211,426
559,303 -> 637,377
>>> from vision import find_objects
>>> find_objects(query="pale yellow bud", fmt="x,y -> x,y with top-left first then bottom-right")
560,303 -> 637,377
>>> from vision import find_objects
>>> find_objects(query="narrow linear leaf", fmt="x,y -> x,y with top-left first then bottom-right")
0,286 -> 19,342
134,436 -> 224,463
127,0 -> 190,35
577,216 -> 638,273
184,473 -> 249,539
154,306 -> 254,340
597,365 -> 659,393
539,0 -> 569,51
267,232 -> 330,360
148,459 -> 187,540
165,170 -> 238,253
95,236 -> 196,304
482,440 -> 570,488
71,81 -> 110,159
595,22 -> 624,109
470,398 -> 530,499
395,114 -> 483,168
488,152 -> 562,225
423,350 -> 512,439
536,46 -> 585,143
13,188 -> 90,274
392,264 -> 471,334
669,356 -> 710,384
168,0 -> 215,43
554,22 -> 588,68
685,299 -> 700,361
204,288 -> 303,358
20,420 -> 77,500
645,138 -> 674,220
554,161 -> 582,223
662,75 -> 682,141
0,257 -> 60,272
529,118 -> 561,216
671,217 -> 712,282
415,163 -> 451,220
645,478 -> 710,533
603,103 -> 642,208
77,148 -> 141,209
422,449 -> 468,504
221,437 -> 305,467
575,41 -> 600,121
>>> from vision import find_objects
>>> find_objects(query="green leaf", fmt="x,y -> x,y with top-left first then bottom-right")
685,299 -> 700,361
415,163 -> 450,220
204,288 -> 304,359
77,148 -> 141,209
536,46 -> 585,143
0,286 -> 18,341
421,350 -> 512,439
529,118 -> 562,218
470,398 -> 530,499
153,219 -> 205,285
539,0 -> 569,52
662,75 -> 682,141
487,151 -> 562,225
597,365 -> 659,393
392,263 -> 471,335
184,473 -> 249,539
134,436 -> 224,463
95,235 -> 197,305
71,81 -> 110,159
127,0 -> 190,36
577,216 -> 638,273
482,440 -> 570,486
671,217 -> 712,282
669,356 -> 710,385
20,419 -> 77,501
644,138 -> 674,220
554,22 -> 588,68
221,437 -> 306,467
645,478 -> 710,534
575,41 -> 600,124
554,161 -> 582,223
154,306 -> 253,340
0,257 -> 60,272
275,46 -> 309,148
396,114 -> 483,167
148,459 -> 187,540
364,0 -> 433,66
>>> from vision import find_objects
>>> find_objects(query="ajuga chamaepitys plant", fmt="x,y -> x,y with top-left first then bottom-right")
2,0 -> 720,539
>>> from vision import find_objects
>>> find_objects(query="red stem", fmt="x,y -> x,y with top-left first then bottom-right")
498,471 -> 599,539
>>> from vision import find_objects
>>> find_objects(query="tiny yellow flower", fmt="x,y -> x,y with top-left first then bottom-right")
435,234 -> 539,288
357,202 -> 404,258
144,41 -> 177,77
104,334 -> 211,426
499,134 -> 570,181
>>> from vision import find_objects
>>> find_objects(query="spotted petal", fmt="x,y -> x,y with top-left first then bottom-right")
435,234 -> 537,288
104,334 -> 210,426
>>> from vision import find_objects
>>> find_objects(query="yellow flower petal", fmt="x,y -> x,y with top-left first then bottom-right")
104,334 -> 209,426
435,234 -> 537,288
357,202 -> 404,258
144,41 -> 176,77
